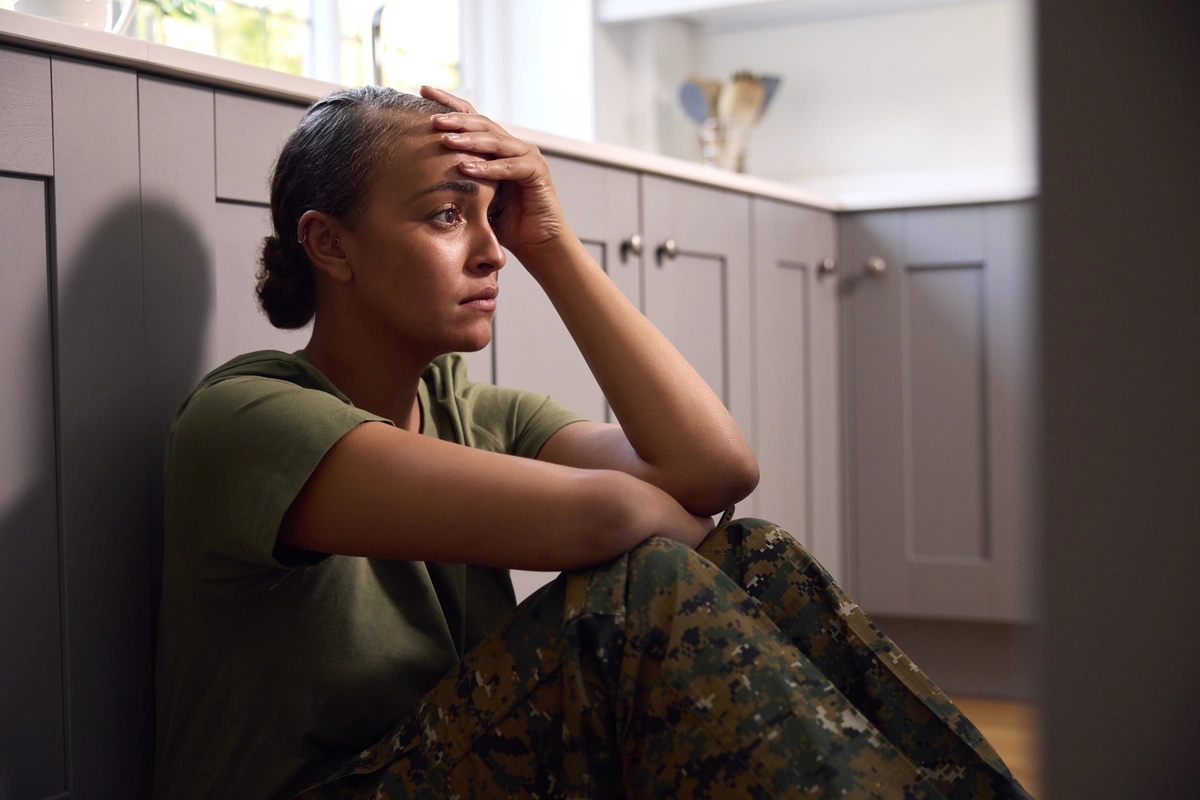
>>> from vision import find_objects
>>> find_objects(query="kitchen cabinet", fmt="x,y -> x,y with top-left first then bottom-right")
492,155 -> 642,421
498,158 -> 760,599
0,49 -> 155,800
840,202 -> 1037,622
0,173 -> 64,800
493,158 -> 754,433
751,198 -> 843,580
139,77 -> 309,473
0,45 -> 311,798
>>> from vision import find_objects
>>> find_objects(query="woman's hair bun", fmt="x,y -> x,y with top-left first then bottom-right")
256,234 -> 316,329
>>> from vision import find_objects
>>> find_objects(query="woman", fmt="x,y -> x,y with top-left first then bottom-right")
153,85 -> 1031,799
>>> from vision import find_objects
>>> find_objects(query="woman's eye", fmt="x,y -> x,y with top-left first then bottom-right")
433,206 -> 461,225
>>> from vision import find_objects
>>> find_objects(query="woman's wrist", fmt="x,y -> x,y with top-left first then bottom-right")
513,232 -> 595,287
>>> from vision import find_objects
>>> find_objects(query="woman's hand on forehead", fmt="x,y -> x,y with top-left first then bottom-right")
419,86 -> 570,265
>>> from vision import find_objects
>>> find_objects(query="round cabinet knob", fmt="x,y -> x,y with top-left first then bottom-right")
816,256 -> 837,278
656,238 -> 679,264
620,233 -> 643,262
865,256 -> 887,277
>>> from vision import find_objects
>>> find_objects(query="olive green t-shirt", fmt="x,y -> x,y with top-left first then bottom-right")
152,351 -> 585,800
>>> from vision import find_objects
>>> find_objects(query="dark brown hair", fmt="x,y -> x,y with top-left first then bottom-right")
256,87 -> 451,329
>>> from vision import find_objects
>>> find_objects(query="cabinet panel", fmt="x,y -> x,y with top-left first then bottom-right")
51,56 -> 151,798
548,156 -> 642,309
0,46 -> 53,176
907,263 -> 987,559
140,78 -> 220,459
0,176 -> 65,800
751,198 -> 842,579
493,156 -> 641,421
498,157 -> 641,603
649,250 -> 727,399
842,202 -> 1035,621
641,175 -> 754,512
495,238 -> 608,421
213,201 -> 311,361
215,92 -> 306,204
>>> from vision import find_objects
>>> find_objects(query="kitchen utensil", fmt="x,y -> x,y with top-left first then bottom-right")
679,81 -> 709,125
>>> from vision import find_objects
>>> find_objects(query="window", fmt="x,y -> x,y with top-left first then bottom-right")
128,0 -> 461,89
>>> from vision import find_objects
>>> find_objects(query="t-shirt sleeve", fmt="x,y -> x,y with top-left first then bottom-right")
164,375 -> 387,588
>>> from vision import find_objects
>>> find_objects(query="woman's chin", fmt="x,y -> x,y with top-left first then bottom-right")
455,327 -> 494,354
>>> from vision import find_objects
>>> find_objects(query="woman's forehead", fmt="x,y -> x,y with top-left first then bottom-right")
370,132 -> 494,203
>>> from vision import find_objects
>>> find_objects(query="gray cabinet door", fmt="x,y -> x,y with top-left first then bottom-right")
497,156 -> 642,602
139,78 -> 312,665
0,49 -> 62,800
140,79 -> 311,453
640,175 -> 754,512
493,155 -> 641,422
842,202 -> 1036,621
0,175 -> 65,800
51,56 -> 151,799
751,198 -> 843,580
0,46 -> 53,176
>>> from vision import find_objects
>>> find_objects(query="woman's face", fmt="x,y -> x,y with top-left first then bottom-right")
339,118 -> 505,358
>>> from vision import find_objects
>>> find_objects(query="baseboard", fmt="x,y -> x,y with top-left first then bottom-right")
872,615 -> 1039,701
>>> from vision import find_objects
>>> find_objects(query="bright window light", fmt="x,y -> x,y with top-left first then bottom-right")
125,0 -> 461,90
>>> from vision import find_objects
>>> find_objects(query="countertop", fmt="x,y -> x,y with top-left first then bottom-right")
0,7 -> 1037,212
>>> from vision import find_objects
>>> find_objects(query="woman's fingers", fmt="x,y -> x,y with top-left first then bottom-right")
438,129 -> 530,160
419,84 -> 476,114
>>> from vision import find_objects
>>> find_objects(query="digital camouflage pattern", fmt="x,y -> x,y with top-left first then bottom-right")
293,519 -> 1033,799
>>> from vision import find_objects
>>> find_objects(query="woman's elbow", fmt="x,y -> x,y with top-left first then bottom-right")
676,448 -> 760,516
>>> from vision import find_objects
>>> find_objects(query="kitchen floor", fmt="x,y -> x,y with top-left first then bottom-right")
952,695 -> 1042,798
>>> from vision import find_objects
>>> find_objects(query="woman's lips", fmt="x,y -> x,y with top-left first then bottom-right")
461,286 -> 498,312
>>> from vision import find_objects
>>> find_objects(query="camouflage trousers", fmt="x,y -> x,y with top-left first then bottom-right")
295,519 -> 1032,799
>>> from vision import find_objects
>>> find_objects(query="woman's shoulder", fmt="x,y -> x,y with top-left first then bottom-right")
172,350 -> 366,436
195,349 -> 330,391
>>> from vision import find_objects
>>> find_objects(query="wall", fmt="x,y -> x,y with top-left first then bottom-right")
1040,0 -> 1200,794
594,0 -> 1037,206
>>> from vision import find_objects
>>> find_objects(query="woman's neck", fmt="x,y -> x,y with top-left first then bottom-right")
302,324 -> 427,433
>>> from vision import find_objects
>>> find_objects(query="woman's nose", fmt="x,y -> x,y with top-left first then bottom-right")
470,223 -> 506,273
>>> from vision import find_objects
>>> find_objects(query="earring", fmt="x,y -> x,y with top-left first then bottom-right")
297,231 -> 307,244
332,237 -> 341,248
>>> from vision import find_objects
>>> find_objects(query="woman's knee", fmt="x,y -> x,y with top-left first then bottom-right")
702,516 -> 794,552
624,535 -> 712,593
696,517 -> 834,590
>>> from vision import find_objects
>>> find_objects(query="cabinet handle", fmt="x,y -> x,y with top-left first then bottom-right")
656,238 -> 679,265
816,256 -> 837,278
620,233 -> 643,263
865,256 -> 887,277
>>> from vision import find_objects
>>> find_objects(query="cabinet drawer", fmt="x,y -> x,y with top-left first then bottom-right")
0,46 -> 53,176
214,92 -> 306,204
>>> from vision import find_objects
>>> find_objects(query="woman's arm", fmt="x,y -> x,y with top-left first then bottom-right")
424,87 -> 759,517
279,422 -> 712,570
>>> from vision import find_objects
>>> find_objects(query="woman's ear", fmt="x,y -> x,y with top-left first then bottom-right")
297,209 -> 352,283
